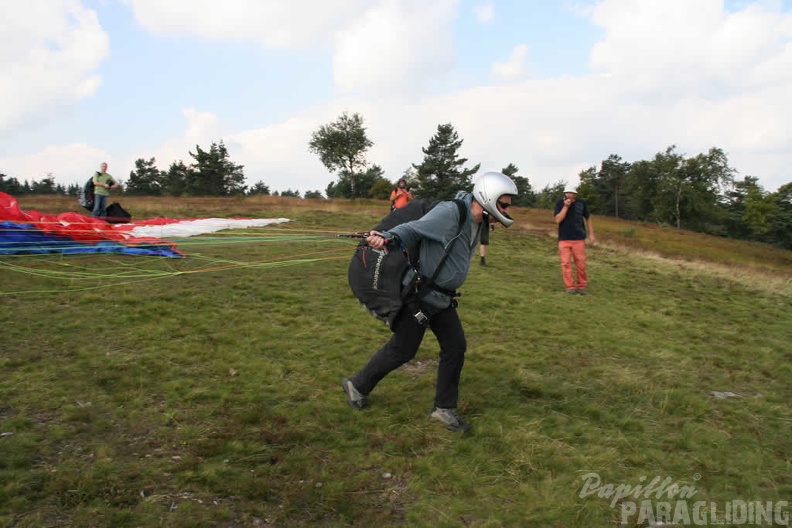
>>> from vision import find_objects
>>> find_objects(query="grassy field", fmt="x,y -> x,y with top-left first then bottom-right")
1,195 -> 790,527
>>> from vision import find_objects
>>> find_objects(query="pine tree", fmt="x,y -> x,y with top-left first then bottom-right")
187,141 -> 246,196
162,161 -> 189,196
502,163 -> 535,206
126,157 -> 162,195
413,124 -> 480,200
247,181 -> 271,196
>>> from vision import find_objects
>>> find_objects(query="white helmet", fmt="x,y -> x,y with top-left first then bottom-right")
472,171 -> 519,227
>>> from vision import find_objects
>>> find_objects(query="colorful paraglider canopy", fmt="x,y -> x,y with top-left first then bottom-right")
0,192 -> 183,257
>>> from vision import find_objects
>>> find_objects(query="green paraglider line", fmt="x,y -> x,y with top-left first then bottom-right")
0,227 -> 360,296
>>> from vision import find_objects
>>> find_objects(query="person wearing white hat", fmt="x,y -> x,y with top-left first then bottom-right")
553,188 -> 596,294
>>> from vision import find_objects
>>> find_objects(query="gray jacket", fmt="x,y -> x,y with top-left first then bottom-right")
383,192 -> 482,310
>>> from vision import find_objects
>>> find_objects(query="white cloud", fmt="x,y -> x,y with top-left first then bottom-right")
0,144 -> 111,186
138,107 -> 333,194
332,0 -> 458,95
576,0 -> 792,189
4,0 -> 792,198
136,108 -> 224,176
181,108 -> 220,143
491,44 -> 529,81
474,2 -> 494,23
589,0 -> 792,96
128,0 -> 460,96
127,0 -> 366,48
0,109 -> 221,190
0,0 -> 109,135
228,117 -> 330,192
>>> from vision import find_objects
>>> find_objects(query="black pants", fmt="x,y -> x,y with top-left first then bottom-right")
351,304 -> 467,409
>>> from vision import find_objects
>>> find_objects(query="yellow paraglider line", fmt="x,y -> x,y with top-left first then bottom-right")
0,226 -> 360,296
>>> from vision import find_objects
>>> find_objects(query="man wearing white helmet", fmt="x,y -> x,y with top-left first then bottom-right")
554,188 -> 596,294
342,171 -> 518,432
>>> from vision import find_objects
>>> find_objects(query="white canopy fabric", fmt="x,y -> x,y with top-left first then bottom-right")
123,218 -> 291,238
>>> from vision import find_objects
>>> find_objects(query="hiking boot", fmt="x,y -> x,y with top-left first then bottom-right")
565,288 -> 577,294
480,256 -> 487,266
342,378 -> 368,411
577,288 -> 588,295
429,407 -> 470,432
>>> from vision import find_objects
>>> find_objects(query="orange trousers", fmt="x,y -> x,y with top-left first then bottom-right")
558,240 -> 588,289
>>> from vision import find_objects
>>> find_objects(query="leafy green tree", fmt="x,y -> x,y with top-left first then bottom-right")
412,123 -> 480,200
369,178 -> 393,200
247,181 -> 271,196
671,147 -> 734,231
725,176 -> 771,239
187,141 -> 246,196
281,189 -> 301,198
66,183 -> 80,196
0,173 -> 24,195
126,157 -> 162,196
161,161 -> 189,196
500,163 -> 534,206
511,176 -> 535,206
576,166 -> 602,213
599,154 -> 631,218
768,182 -> 792,249
309,112 -> 373,198
30,174 -> 58,194
723,179 -> 747,238
397,167 -> 418,189
501,163 -> 519,177
574,155 -> 631,217
534,180 -> 567,210
688,148 -> 734,233
644,146 -> 686,226
621,146 -> 735,231
741,179 -> 777,236
304,190 -> 324,199
326,164 -> 388,199
622,158 -> 669,222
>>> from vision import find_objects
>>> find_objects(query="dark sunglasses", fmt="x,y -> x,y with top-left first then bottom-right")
497,201 -> 512,210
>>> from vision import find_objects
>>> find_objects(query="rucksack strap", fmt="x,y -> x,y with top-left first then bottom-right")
405,199 -> 468,301
425,199 -> 467,283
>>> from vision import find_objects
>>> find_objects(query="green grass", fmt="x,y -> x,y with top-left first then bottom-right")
1,197 -> 791,527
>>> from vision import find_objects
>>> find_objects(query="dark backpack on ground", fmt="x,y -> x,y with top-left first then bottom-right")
78,177 -> 95,211
348,199 -> 467,330
104,202 -> 131,224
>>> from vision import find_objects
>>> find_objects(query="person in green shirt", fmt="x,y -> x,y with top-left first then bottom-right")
92,162 -> 117,218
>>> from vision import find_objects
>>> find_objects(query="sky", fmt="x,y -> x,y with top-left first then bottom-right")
1,0 -> 791,196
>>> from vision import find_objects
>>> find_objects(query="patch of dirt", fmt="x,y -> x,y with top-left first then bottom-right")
398,358 -> 437,376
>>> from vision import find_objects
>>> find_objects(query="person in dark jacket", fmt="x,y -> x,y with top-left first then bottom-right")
342,172 -> 519,432
554,189 -> 596,295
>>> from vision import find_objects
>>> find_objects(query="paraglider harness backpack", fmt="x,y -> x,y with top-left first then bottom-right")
347,198 -> 468,331
78,175 -> 97,212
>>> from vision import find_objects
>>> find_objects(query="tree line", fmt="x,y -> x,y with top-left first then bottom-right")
1,111 -> 789,249
0,141 -> 322,199
573,148 -> 791,249
121,141 -> 326,198
308,113 -> 536,204
308,113 -> 790,249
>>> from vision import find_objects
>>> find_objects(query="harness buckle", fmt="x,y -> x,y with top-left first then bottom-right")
413,310 -> 429,326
